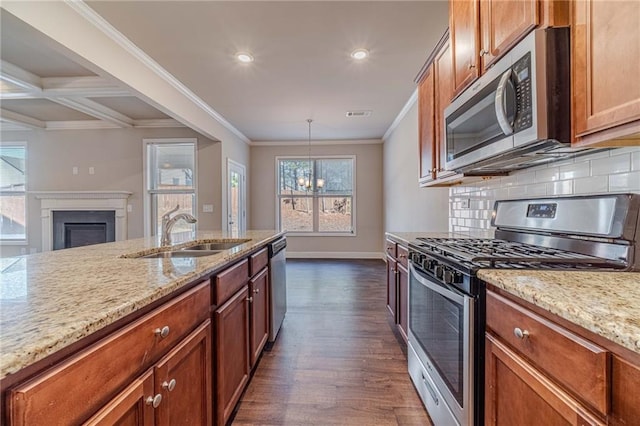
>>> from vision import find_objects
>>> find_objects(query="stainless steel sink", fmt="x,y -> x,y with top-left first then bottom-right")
138,250 -> 222,259
180,241 -> 248,251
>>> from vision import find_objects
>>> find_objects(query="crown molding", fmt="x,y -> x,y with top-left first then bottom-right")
382,88 -> 418,142
66,0 -> 250,144
250,138 -> 383,147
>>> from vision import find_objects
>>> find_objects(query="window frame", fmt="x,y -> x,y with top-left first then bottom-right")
275,155 -> 356,236
0,141 -> 28,245
142,138 -> 198,238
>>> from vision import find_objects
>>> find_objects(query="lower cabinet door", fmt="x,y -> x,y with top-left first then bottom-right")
386,257 -> 397,320
154,320 -> 212,426
485,334 -> 605,426
249,267 -> 270,368
397,264 -> 408,342
83,370 -> 155,426
214,287 -> 250,426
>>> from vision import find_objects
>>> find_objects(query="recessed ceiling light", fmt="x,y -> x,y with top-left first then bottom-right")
236,52 -> 254,63
351,49 -> 369,60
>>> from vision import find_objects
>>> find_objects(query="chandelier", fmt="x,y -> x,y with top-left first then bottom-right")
297,119 -> 324,190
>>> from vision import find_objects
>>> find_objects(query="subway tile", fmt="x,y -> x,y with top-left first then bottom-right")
609,171 -> 640,192
632,151 -> 640,171
559,161 -> 590,180
546,180 -> 574,195
525,183 -> 547,197
591,153 -> 630,176
534,167 -> 560,183
579,149 -> 613,162
574,176 -> 608,195
515,170 -> 536,185
610,146 -> 640,156
550,157 -> 576,167
507,185 -> 528,198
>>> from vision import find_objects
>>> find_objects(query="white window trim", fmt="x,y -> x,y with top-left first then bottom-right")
275,155 -> 356,237
142,138 -> 198,238
0,141 -> 28,245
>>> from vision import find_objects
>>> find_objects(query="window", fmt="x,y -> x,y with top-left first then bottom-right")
0,144 -> 27,243
144,139 -> 197,238
277,156 -> 355,234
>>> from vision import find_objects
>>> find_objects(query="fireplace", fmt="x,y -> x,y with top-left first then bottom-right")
52,210 -> 116,250
35,191 -> 131,252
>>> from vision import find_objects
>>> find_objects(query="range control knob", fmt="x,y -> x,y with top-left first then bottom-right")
443,270 -> 463,284
425,259 -> 437,271
434,265 -> 444,279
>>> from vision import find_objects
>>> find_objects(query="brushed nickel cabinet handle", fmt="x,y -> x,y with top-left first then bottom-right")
514,327 -> 530,339
146,394 -> 162,408
480,49 -> 488,56
154,326 -> 170,338
162,379 -> 177,392
468,63 -> 476,69
246,296 -> 253,303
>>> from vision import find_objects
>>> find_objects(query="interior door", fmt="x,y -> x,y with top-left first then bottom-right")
227,159 -> 246,235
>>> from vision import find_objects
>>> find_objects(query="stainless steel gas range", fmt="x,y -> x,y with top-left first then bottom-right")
407,193 -> 640,426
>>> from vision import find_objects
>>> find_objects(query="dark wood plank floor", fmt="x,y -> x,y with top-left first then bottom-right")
232,259 -> 431,425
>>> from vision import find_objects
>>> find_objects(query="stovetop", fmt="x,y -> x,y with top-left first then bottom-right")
410,237 -> 627,275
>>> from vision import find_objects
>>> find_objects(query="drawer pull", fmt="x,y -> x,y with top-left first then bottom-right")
154,326 -> 170,338
514,327 -> 530,340
162,379 -> 177,392
254,288 -> 260,294
246,296 -> 253,303
399,254 -> 407,259
146,394 -> 162,408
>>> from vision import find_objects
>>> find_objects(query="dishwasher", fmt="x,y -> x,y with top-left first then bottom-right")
267,237 -> 287,345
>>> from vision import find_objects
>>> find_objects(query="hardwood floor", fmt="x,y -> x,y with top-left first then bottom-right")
232,259 -> 431,426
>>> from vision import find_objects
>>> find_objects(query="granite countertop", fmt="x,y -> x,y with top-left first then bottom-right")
478,270 -> 640,355
0,230 -> 283,380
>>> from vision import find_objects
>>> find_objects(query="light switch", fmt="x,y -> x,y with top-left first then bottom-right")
89,166 -> 95,175
203,204 -> 214,213
127,204 -> 133,213
72,166 -> 79,175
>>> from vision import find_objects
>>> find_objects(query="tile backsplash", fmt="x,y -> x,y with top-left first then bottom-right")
449,147 -> 640,236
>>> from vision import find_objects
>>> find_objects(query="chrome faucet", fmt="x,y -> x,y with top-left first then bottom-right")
161,204 -> 197,246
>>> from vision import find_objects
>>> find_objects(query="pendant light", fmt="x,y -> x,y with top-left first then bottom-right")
297,119 -> 324,190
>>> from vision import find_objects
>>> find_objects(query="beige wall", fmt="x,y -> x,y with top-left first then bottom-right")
382,99 -> 449,237
250,142 -> 384,257
1,127 -> 222,257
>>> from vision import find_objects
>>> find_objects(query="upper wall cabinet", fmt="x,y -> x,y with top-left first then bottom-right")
572,0 -> 640,147
450,0 -> 568,97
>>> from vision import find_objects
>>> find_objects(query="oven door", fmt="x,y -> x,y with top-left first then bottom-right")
408,263 -> 474,426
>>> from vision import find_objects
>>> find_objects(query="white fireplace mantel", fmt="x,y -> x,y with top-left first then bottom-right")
35,191 -> 132,252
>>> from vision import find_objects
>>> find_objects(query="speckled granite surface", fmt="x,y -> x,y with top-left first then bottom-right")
0,230 -> 283,380
478,270 -> 640,354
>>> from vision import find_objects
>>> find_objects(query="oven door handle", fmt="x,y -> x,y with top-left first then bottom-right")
409,264 -> 467,305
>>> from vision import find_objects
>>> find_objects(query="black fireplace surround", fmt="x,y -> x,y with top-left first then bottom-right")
52,210 -> 116,250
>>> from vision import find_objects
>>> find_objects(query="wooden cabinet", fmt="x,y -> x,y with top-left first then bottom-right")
7,283 -> 210,426
572,0 -> 640,146
214,286 -> 250,426
86,321 -> 212,426
418,65 -> 436,183
479,0 -> 537,72
249,267 -> 270,367
485,334 -> 604,426
450,0 -> 480,97
385,238 -> 409,343
417,31 -> 462,186
485,288 -> 640,425
450,0 -> 568,96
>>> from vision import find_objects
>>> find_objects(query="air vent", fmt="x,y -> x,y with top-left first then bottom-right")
346,110 -> 372,117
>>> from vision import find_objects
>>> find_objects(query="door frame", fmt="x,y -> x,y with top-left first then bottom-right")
226,158 -> 246,234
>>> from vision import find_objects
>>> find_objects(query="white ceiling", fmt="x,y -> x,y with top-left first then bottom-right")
1,1 -> 449,142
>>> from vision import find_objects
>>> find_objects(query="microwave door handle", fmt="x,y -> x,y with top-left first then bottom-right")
495,69 -> 514,136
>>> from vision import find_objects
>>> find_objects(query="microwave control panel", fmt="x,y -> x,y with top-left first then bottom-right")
513,52 -> 532,132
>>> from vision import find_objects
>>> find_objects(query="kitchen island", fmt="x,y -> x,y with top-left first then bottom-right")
0,230 -> 283,425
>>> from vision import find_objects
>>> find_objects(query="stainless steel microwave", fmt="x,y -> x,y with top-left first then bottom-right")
443,28 -> 591,175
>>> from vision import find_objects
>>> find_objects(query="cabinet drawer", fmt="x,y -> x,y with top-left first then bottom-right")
385,239 -> 397,258
9,282 -> 210,425
486,291 -> 609,415
213,259 -> 249,305
250,247 -> 268,277
397,244 -> 409,269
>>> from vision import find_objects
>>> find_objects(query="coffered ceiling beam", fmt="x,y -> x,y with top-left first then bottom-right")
0,60 -> 42,93
0,108 -> 46,129
51,97 -> 133,127
41,76 -> 130,97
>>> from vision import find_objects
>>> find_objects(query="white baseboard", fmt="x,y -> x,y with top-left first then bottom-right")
286,251 -> 385,260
